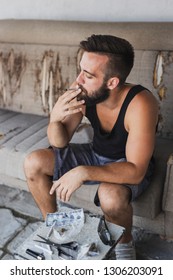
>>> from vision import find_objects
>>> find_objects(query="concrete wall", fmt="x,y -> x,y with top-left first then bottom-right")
0,0 -> 173,22
0,20 -> 173,140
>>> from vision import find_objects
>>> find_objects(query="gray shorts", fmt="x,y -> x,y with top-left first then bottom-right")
52,143 -> 154,204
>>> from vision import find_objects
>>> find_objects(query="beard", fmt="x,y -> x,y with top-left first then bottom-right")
77,80 -> 110,106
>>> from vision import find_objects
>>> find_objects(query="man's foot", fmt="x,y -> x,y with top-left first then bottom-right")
115,241 -> 136,260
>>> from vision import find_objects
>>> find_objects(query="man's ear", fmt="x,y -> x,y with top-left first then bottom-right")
107,77 -> 119,89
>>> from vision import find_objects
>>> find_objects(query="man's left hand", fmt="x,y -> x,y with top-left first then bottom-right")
49,167 -> 84,202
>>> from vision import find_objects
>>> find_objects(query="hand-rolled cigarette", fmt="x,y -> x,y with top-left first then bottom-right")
65,87 -> 78,91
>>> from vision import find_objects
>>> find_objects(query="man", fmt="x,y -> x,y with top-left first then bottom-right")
24,34 -> 158,259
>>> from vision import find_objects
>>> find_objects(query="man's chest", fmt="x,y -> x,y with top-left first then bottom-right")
96,106 -> 121,133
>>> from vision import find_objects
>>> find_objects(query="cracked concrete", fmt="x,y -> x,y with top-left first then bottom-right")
0,184 -> 43,259
0,184 -> 173,260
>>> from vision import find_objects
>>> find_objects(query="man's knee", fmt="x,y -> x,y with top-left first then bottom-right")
98,182 -> 131,214
24,148 -> 55,180
24,150 -> 43,179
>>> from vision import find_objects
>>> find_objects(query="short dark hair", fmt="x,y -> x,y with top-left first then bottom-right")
79,34 -> 134,86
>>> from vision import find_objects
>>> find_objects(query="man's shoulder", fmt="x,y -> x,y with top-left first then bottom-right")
126,86 -> 158,126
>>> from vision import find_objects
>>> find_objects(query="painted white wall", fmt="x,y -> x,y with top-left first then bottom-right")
0,0 -> 173,22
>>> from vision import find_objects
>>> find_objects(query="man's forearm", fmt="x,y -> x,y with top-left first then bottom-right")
79,161 -> 145,186
47,121 -> 70,148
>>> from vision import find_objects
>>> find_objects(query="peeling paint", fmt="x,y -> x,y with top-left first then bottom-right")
42,53 -> 52,111
158,86 -> 167,101
156,113 -> 163,136
0,49 -> 26,106
54,53 -> 63,94
76,49 -> 83,75
153,52 -> 164,88
0,53 -> 7,105
48,70 -> 53,111
7,49 -> 15,79
34,64 -> 41,98
41,51 -> 56,112
40,51 -> 70,113
164,51 -> 173,65
41,54 -> 48,108
7,49 -> 27,95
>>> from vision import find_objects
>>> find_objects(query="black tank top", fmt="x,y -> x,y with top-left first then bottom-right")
86,85 -> 148,159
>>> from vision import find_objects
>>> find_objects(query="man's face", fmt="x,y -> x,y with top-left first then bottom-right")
77,79 -> 110,106
76,52 -> 110,106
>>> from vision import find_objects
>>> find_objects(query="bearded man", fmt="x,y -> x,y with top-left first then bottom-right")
24,34 -> 158,259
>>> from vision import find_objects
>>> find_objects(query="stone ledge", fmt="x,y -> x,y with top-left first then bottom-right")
0,20 -> 173,50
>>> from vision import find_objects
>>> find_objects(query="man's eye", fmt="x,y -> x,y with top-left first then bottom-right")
86,74 -> 93,79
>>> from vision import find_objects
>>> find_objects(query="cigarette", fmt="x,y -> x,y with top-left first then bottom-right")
65,88 -> 78,91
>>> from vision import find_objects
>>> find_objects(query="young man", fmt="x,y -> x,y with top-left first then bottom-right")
24,35 -> 158,259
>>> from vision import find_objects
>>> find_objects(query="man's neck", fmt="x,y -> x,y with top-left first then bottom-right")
97,84 -> 127,110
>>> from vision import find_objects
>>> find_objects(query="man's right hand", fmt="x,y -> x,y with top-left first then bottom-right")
50,87 -> 85,123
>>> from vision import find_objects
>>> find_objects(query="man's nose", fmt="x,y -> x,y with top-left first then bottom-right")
76,71 -> 84,85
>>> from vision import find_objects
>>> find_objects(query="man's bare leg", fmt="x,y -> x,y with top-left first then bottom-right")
98,182 -> 133,243
24,148 -> 57,219
98,182 -> 136,259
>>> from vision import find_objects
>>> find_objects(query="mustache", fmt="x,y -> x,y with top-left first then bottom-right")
78,84 -> 88,95
76,84 -> 88,101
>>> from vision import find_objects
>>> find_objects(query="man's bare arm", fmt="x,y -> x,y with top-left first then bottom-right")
47,87 -> 84,148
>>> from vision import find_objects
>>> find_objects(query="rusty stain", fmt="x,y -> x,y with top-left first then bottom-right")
35,68 -> 41,85
34,63 -> 41,98
158,112 -> 163,125
76,48 -> 83,75
163,51 -> 173,65
7,49 -> 27,95
55,53 -> 63,93
67,56 -> 70,66
48,49 -> 54,58
7,49 -> 15,79
153,52 -> 164,88
41,53 -> 48,109
0,53 -> 7,105
156,113 -> 164,136
0,133 -> 4,139
158,86 -> 167,101
48,69 -> 53,111
0,49 -> 27,107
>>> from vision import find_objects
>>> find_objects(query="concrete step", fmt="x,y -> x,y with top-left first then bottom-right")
0,109 -> 49,184
0,108 -> 93,189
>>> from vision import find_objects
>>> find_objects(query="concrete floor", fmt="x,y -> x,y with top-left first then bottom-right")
0,184 -> 173,260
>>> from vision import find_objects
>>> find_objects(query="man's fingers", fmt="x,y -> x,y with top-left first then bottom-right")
66,107 -> 83,115
64,191 -> 71,202
64,98 -> 84,112
58,188 -> 69,202
63,88 -> 81,104
49,181 -> 60,195
69,98 -> 85,107
50,181 -> 70,202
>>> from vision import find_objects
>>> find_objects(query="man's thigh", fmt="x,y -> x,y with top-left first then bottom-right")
52,143 -> 99,180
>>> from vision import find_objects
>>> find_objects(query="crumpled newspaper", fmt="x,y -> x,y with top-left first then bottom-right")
45,208 -> 85,243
